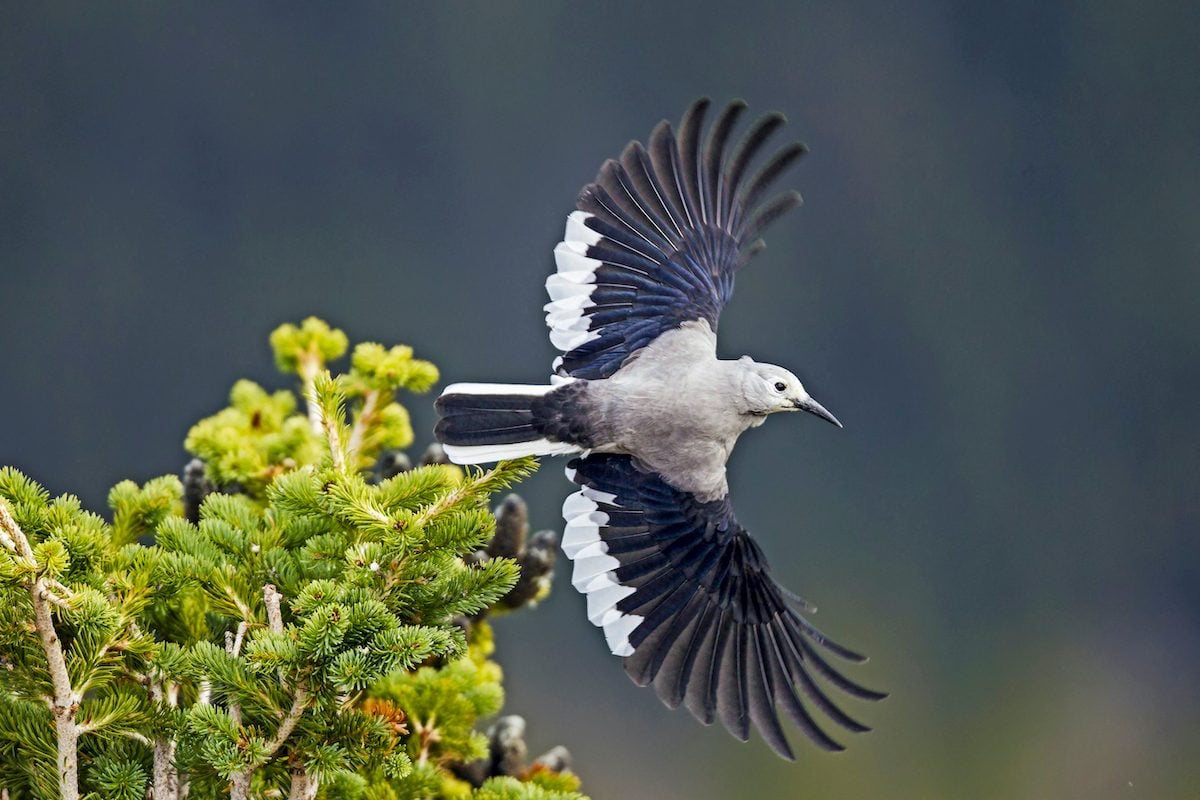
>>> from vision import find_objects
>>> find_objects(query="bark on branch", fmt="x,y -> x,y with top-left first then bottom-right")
0,500 -> 80,800
229,586 -> 311,800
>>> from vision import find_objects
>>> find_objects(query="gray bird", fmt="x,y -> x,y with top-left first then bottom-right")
435,99 -> 883,758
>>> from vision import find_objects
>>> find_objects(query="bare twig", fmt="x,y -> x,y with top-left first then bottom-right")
232,620 -> 249,656
414,713 -> 440,766
226,620 -> 249,725
150,678 -> 181,800
0,500 -> 80,800
288,768 -> 319,800
264,584 -> 284,634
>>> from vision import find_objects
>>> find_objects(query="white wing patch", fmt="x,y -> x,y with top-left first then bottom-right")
545,213 -> 604,353
561,470 -> 644,657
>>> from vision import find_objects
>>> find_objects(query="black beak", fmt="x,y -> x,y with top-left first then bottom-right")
794,396 -> 842,428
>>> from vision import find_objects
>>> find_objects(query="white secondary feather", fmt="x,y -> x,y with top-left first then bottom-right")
568,540 -> 609,560
603,613 -> 643,657
565,210 -> 603,246
545,240 -> 603,353
581,486 -> 619,505
571,551 -> 621,590
547,315 -> 590,334
561,520 -> 603,558
560,482 -> 646,657
545,307 -> 592,328
562,491 -> 596,516
546,273 -> 596,301
551,328 -> 601,351
553,242 -> 602,275
586,579 -> 636,624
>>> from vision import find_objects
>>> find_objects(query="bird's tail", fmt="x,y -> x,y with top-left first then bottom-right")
434,383 -> 585,464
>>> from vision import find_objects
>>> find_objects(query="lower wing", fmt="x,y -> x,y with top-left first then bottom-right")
561,453 -> 885,759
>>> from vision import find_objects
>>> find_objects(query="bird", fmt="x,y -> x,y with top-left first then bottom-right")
434,98 -> 884,759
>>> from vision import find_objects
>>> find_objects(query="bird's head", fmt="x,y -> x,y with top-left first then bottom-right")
738,356 -> 842,427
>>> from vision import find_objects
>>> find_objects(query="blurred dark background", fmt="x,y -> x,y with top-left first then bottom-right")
2,4 -> 1198,798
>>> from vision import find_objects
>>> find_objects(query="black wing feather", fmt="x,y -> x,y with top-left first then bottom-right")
547,100 -> 808,380
561,454 -> 883,757
705,100 -> 747,227
677,98 -> 710,224
721,111 -> 786,222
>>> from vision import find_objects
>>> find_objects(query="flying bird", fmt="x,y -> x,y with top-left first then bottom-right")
435,99 -> 884,758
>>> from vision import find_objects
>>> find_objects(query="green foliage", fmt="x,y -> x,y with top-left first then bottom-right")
475,777 -> 584,800
183,380 -> 322,494
268,317 -> 349,376
0,318 -> 585,800
0,471 -> 166,800
373,638 -> 506,769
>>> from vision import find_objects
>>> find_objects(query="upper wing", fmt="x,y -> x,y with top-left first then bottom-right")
546,98 -> 808,381
562,453 -> 885,759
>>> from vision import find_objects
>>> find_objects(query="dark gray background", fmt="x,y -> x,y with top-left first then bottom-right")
3,4 -> 1198,798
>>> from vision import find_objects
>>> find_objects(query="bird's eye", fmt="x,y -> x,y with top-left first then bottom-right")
773,381 -> 786,392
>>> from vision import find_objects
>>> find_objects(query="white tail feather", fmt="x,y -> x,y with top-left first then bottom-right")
443,439 -> 582,464
440,382 -> 559,397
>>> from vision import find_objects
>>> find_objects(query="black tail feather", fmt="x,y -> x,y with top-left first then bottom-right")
434,392 -> 541,447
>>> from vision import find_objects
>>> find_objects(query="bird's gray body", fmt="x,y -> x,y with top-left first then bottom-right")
567,321 -> 765,502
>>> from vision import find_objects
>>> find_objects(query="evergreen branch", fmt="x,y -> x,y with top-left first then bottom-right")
314,371 -> 349,473
231,585 -> 313,800
44,576 -> 75,600
345,388 -> 382,467
298,347 -> 324,439
265,683 -> 310,757
266,584 -> 320,800
1,320 -> 583,799
0,498 -> 81,800
124,731 -> 153,746
42,588 -> 71,610
229,683 -> 311,800
411,459 -> 537,530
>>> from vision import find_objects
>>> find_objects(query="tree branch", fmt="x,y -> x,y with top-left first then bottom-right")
297,348 -> 324,438
345,388 -> 381,466
226,620 -> 249,725
150,678 -> 180,800
230,585 -> 310,800
264,584 -> 283,634
230,683 -> 310,800
0,499 -> 80,800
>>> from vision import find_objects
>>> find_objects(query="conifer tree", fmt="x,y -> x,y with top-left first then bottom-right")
0,318 -> 586,800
